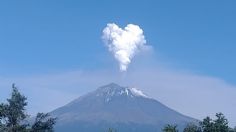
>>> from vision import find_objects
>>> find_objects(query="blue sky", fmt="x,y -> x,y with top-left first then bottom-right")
0,0 -> 236,83
1,0 -> 236,125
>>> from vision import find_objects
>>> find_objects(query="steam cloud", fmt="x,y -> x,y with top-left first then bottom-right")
102,23 -> 147,72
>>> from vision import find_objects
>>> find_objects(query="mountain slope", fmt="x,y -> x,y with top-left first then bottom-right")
51,83 -> 197,132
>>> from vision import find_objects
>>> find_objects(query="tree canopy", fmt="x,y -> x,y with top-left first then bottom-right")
183,123 -> 201,132
163,112 -> 236,132
200,113 -> 229,132
162,124 -> 178,132
0,84 -> 56,132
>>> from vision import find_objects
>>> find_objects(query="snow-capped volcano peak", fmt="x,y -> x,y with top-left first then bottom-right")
129,87 -> 148,98
52,83 -> 197,132
96,83 -> 149,99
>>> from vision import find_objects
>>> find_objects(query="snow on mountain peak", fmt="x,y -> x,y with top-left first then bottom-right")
129,87 -> 148,98
96,83 -> 149,100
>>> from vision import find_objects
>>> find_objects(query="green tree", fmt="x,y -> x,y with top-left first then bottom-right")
214,113 -> 229,132
183,123 -> 201,132
162,124 -> 178,132
0,84 -> 56,132
107,128 -> 117,132
200,113 -> 230,132
200,116 -> 214,132
0,84 -> 28,132
31,113 -> 56,132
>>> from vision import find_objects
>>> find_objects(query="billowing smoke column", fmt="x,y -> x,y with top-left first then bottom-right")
102,23 -> 147,72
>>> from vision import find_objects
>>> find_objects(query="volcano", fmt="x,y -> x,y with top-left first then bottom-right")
51,83 -> 197,132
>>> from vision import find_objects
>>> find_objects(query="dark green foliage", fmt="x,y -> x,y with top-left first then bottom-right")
214,113 -> 229,132
200,116 -> 214,132
31,113 -> 56,132
183,123 -> 201,132
200,113 -> 229,132
107,128 -> 117,132
0,84 -> 28,132
164,113 -> 234,132
162,124 -> 178,132
0,84 -> 56,132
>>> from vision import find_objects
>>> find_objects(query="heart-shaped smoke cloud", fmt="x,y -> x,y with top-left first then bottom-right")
102,23 -> 147,72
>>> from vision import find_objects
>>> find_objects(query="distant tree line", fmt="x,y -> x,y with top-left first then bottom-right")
107,112 -> 236,132
0,84 -> 56,132
162,113 -> 236,132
